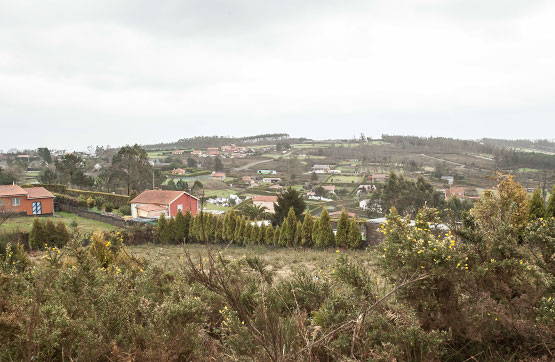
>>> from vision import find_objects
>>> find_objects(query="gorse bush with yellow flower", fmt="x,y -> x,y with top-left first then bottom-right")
379,174 -> 555,359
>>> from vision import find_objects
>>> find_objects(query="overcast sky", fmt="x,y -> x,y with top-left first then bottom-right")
1,0 -> 554,151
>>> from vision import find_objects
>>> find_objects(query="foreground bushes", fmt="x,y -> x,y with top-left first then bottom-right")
0,233 -> 448,361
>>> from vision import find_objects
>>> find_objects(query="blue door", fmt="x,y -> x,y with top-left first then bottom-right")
32,201 -> 42,215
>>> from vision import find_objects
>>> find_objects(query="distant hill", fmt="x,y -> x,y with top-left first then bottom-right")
143,133 -> 308,150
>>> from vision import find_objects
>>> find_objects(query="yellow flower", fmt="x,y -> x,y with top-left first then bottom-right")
336,249 -> 340,253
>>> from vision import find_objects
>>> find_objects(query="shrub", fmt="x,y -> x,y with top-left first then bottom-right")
119,205 -> 131,216
104,203 -> 114,212
86,196 -> 95,208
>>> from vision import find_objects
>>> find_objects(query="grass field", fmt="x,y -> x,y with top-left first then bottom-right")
1,212 -> 116,233
128,243 -> 375,278
325,175 -> 363,184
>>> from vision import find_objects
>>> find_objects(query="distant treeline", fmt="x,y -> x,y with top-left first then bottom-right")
382,135 -> 555,169
144,133 -> 306,150
482,138 -> 555,152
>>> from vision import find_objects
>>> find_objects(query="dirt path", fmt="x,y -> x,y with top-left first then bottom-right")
419,153 -> 465,167
233,159 -> 272,171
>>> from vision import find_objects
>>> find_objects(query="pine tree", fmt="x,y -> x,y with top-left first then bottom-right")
29,218 -> 46,250
335,208 -> 349,248
529,188 -> 545,220
547,186 -> 555,218
265,224 -> 274,245
347,218 -> 362,249
285,207 -> 297,246
295,221 -> 303,246
188,215 -> 198,242
250,224 -> 258,245
302,211 -> 314,247
225,212 -> 237,242
315,208 -> 334,248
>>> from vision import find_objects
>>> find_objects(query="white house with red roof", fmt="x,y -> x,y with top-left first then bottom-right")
130,190 -> 199,219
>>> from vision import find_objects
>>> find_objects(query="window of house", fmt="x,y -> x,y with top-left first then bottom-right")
177,204 -> 183,213
12,198 -> 20,207
0,200 -> 4,206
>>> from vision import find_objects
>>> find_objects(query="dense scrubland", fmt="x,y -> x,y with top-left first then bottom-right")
1,175 -> 554,361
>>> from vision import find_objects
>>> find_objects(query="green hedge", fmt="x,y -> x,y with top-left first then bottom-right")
24,184 -> 130,207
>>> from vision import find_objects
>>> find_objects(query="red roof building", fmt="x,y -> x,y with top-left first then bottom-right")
252,195 -> 278,214
445,186 -> 465,199
210,172 -> 226,181
130,190 -> 199,219
0,185 -> 55,215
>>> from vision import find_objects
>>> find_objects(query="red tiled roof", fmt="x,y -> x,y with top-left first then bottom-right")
136,204 -> 167,212
253,195 -> 278,203
211,172 -> 226,177
0,185 -> 27,197
130,190 -> 191,205
25,187 -> 55,199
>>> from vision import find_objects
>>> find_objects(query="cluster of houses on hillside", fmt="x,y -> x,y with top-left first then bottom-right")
183,144 -> 254,158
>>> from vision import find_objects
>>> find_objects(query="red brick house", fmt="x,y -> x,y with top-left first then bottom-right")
0,185 -> 55,215
130,190 -> 199,219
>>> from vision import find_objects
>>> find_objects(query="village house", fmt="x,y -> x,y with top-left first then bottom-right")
242,175 -> 252,183
257,169 -> 277,175
210,172 -> 226,181
191,150 -> 202,157
0,185 -> 55,215
252,195 -> 278,213
312,164 -> 333,173
322,185 -> 336,194
206,148 -> 220,156
262,177 -> 281,184
358,184 -> 376,193
444,186 -> 465,199
369,173 -> 389,183
441,176 -> 454,185
171,168 -> 187,175
172,150 -> 185,155
130,190 -> 198,219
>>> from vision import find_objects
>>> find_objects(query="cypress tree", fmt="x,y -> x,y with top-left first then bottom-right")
29,218 -> 46,250
188,215 -> 198,242
302,211 -> 314,247
235,218 -> 245,245
279,219 -> 288,246
273,226 -> 280,246
347,218 -> 362,249
312,218 -> 319,247
244,222 -> 253,245
167,217 -> 177,243
335,208 -> 349,248
315,208 -> 334,248
183,211 -> 192,242
529,188 -> 545,220
215,216 -> 224,242
257,223 -> 266,244
265,224 -> 274,245
285,207 -> 297,246
45,219 -> 57,246
175,211 -> 186,243
295,221 -> 303,246
56,220 -> 71,247
157,214 -> 168,244
547,186 -> 555,218
250,224 -> 259,244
